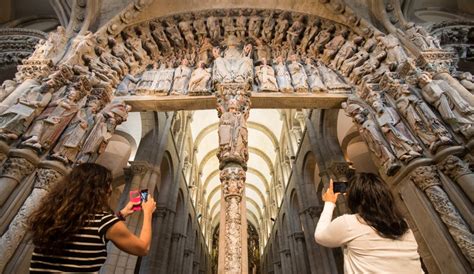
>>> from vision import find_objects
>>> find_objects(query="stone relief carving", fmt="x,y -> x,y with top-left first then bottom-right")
188,61 -> 212,95
304,57 -> 326,92
437,155 -> 474,203
343,100 -> 400,176
410,166 -> 474,266
274,56 -> 294,93
417,72 -> 474,139
171,59 -> 193,95
255,58 -> 279,92
287,54 -> 309,93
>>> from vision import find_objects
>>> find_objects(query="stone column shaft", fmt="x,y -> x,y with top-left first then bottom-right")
216,83 -> 251,273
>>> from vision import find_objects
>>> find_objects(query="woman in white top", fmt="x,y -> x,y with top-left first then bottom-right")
314,173 -> 424,274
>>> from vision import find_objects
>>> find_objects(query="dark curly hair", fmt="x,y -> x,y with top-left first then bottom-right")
346,173 -> 409,239
28,163 -> 113,253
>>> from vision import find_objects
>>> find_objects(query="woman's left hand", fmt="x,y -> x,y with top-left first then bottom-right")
322,179 -> 340,204
120,201 -> 140,218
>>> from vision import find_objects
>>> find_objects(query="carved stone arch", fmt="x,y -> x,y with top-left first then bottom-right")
302,150 -> 317,185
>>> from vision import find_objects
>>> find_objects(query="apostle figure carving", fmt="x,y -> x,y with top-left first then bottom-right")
22,77 -> 91,150
50,91 -> 107,164
286,16 -> 305,49
255,58 -> 278,92
299,18 -> 321,52
321,29 -> 349,64
418,73 -> 474,138
274,56 -> 294,93
0,80 -> 18,102
188,61 -> 212,95
331,36 -> 363,70
394,85 -> 453,152
318,61 -> 351,93
371,99 -> 423,162
403,23 -> 440,51
115,74 -> 140,96
135,63 -> 161,95
287,54 -> 309,93
150,21 -> 172,52
109,38 -> 139,74
343,102 -> 400,176
248,10 -> 262,39
235,10 -> 247,39
261,11 -> 275,43
218,99 -> 248,166
207,15 -> 221,41
458,72 -> 474,94
304,58 -> 326,92
171,59 -> 192,95
0,83 -> 53,141
156,62 -> 175,94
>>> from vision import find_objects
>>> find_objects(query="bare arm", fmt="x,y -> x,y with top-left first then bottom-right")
106,197 -> 156,256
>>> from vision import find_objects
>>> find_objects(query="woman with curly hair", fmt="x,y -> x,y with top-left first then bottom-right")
28,163 -> 156,273
314,173 -> 423,273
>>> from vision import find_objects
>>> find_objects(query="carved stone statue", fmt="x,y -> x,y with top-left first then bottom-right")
109,37 -> 139,75
340,48 -> 369,76
28,26 -> 66,60
255,58 -> 278,92
188,61 -> 212,95
135,63 -> 160,95
287,54 -> 309,93
77,103 -> 130,164
222,11 -> 236,36
273,13 -> 289,46
321,29 -> 349,64
150,21 -> 172,52
318,61 -> 351,93
458,72 -> 474,94
178,17 -> 196,47
171,59 -> 192,95
418,72 -> 474,138
0,84 -> 53,141
137,24 -> 161,60
350,49 -> 386,84
0,80 -> 18,102
50,92 -> 106,164
218,99 -> 248,165
207,15 -> 221,41
248,10 -> 262,39
299,18 -> 321,52
304,58 -> 326,92
122,28 -> 150,66
261,11 -> 275,43
235,10 -> 247,39
212,36 -> 254,84
344,102 -> 400,176
95,44 -> 128,78
376,34 -> 408,68
286,16 -> 305,49
403,23 -> 440,51
372,99 -> 423,162
331,36 -> 363,70
188,17 -> 204,41
115,74 -> 140,96
394,85 -> 453,152
82,54 -> 120,85
273,56 -> 294,93
22,77 -> 91,150
156,62 -> 175,94
309,25 -> 335,56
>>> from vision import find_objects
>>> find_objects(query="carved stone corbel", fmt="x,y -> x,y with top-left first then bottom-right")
410,165 -> 474,266
0,148 -> 39,207
438,155 -> 474,203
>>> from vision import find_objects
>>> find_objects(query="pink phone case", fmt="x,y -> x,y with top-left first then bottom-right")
130,190 -> 141,211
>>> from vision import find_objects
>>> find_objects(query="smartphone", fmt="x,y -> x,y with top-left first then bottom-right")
140,189 -> 148,202
130,190 -> 141,211
333,182 -> 347,194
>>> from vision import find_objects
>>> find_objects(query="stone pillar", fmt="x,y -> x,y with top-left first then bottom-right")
216,83 -> 251,274
410,165 -> 474,266
0,160 -> 68,272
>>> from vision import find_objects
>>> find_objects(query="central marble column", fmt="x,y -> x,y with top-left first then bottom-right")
216,83 -> 251,274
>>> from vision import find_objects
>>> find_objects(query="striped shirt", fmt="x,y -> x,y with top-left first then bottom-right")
30,212 -> 120,273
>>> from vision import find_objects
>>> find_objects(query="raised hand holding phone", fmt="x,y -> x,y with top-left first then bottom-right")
322,179 -> 340,204
130,190 -> 141,211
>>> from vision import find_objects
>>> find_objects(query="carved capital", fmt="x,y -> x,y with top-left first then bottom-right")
438,155 -> 471,181
129,161 -> 152,175
1,149 -> 39,182
220,167 -> 246,199
34,160 -> 69,190
410,166 -> 441,191
328,161 -> 354,182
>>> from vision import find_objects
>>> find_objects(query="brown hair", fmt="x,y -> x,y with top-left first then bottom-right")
346,173 -> 409,239
28,163 -> 113,252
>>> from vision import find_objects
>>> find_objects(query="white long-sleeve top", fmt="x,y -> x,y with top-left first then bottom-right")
315,202 -> 424,274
